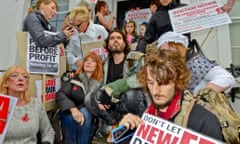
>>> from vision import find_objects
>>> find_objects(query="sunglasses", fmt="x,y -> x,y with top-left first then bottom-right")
69,21 -> 85,29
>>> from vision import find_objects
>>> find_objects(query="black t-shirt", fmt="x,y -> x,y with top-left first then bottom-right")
107,58 -> 124,83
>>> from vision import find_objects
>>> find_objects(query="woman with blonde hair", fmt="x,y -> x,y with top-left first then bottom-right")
65,6 -> 108,71
56,52 -> 103,144
0,65 -> 55,144
23,0 -> 74,48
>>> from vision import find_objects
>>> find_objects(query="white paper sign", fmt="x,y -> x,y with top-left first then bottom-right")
35,78 -> 61,103
27,32 -> 60,75
125,8 -> 152,32
169,0 -> 232,34
130,113 -> 224,144
0,94 -> 17,143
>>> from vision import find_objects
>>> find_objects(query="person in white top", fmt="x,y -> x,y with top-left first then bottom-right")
157,31 -> 236,95
65,6 -> 108,71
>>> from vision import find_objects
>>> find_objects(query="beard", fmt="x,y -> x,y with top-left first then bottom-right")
152,100 -> 170,109
150,94 -> 171,110
109,42 -> 125,54
110,47 -> 123,54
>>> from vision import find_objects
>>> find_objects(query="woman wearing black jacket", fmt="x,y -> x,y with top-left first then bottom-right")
56,52 -> 103,144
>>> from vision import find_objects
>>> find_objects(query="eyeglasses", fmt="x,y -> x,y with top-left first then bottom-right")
9,73 -> 29,80
69,21 -> 84,29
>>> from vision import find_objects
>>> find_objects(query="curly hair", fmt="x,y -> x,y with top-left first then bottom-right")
104,30 -> 131,57
137,48 -> 190,91
75,52 -> 103,82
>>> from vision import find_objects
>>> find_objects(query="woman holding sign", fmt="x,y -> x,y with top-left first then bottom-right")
23,0 -> 74,48
56,52 -> 103,144
0,65 -> 55,144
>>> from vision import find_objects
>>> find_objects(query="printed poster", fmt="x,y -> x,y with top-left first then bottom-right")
130,113 -> 224,144
168,0 -> 232,34
35,78 -> 61,111
89,0 -> 98,4
125,8 -> 152,32
27,31 -> 60,75
0,94 -> 17,143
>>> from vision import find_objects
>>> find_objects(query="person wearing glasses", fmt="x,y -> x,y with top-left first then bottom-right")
23,0 -> 74,48
0,65 -> 55,144
65,6 -> 108,71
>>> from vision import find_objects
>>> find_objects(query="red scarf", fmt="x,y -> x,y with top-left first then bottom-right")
147,91 -> 181,120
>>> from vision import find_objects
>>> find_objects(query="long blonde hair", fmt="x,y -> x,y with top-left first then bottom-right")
0,65 -> 31,102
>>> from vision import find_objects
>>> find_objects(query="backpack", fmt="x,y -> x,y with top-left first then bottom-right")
175,88 -> 240,144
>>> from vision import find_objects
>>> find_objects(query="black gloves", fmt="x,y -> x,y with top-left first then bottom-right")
97,89 -> 112,105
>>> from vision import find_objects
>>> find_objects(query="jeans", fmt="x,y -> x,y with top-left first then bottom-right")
60,107 -> 92,144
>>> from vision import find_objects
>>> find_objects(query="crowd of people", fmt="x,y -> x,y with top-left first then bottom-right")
1,0 -> 237,144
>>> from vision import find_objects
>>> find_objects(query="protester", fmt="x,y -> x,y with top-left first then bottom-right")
119,49 -> 224,141
65,6 -> 108,71
150,0 -> 158,15
157,31 -> 236,94
56,52 -> 103,144
61,0 -> 92,31
0,65 -> 55,144
94,0 -> 115,32
139,22 -> 148,40
23,0 -> 73,48
222,0 -> 236,13
122,20 -> 139,45
98,31 -> 236,100
85,30 -> 147,141
136,0 -> 186,53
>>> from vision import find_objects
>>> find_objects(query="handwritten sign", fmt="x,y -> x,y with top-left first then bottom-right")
169,0 -> 232,34
130,113 -> 224,144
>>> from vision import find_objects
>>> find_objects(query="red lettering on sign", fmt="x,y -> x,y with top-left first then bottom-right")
180,131 -> 198,143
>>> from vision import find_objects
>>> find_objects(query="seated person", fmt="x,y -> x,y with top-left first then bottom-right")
119,49 -> 224,141
0,65 -> 55,144
99,31 -> 236,100
56,52 -> 103,144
